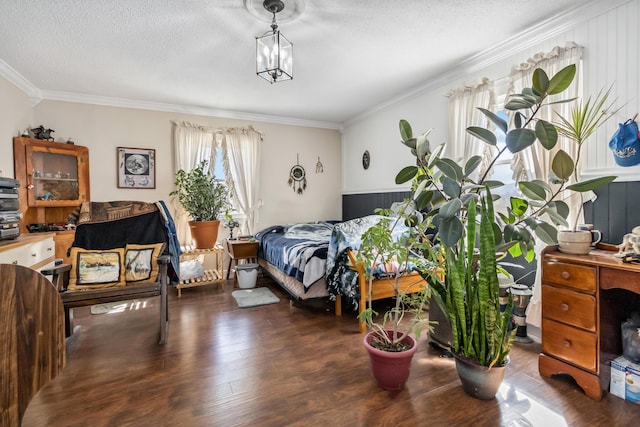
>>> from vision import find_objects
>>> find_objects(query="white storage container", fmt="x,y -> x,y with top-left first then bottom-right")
236,263 -> 259,289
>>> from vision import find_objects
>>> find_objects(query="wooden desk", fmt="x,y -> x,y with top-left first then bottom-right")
539,244 -> 640,400
226,239 -> 258,279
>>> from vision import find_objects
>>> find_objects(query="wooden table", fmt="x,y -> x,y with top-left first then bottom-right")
226,239 -> 259,279
539,243 -> 640,400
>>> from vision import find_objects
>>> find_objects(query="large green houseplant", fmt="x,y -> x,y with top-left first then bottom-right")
363,64 -> 617,398
170,160 -> 230,248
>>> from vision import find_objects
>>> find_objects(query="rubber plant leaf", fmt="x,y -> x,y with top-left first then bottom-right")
551,149 -> 574,181
478,107 -> 508,134
506,128 -> 536,153
535,119 -> 558,150
467,126 -> 497,146
395,166 -> 418,184
547,64 -> 576,95
567,176 -> 617,192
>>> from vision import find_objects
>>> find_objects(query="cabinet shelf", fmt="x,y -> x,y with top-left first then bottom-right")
33,177 -> 78,182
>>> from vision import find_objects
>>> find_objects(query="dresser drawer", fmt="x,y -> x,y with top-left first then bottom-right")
542,318 -> 597,372
542,260 -> 596,292
0,236 -> 55,268
542,285 -> 596,331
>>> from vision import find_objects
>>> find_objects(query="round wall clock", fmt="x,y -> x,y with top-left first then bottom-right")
362,150 -> 370,169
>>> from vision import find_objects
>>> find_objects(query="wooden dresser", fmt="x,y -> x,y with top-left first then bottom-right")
539,244 -> 640,400
0,233 -> 56,272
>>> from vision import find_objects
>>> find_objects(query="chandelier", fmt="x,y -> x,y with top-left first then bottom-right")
255,0 -> 293,83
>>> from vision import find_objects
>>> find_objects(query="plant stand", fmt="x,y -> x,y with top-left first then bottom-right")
176,246 -> 225,297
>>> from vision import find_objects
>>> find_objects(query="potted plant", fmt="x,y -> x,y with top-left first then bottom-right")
553,87 -> 618,254
170,160 -> 230,249
355,211 -> 441,390
382,64 -> 616,399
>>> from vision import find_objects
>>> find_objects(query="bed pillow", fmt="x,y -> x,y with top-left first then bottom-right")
124,243 -> 165,285
68,247 -> 126,290
284,222 -> 335,241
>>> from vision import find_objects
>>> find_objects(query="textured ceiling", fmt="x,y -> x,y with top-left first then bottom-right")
0,0 -> 592,127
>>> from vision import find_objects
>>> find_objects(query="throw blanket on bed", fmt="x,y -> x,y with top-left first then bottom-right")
257,222 -> 336,290
325,215 -> 411,310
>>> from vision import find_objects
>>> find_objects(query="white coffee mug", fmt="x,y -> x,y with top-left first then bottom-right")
578,224 -> 601,246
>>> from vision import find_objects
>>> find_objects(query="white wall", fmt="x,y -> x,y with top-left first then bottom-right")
0,89 -> 342,232
0,77 -> 32,179
342,0 -> 640,193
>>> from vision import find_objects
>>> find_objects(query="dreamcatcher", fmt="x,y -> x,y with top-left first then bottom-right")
288,154 -> 307,194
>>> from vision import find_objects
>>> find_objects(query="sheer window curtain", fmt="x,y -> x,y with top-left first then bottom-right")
172,121 -> 216,246
505,43 -> 585,328
222,126 -> 262,235
447,77 -> 496,181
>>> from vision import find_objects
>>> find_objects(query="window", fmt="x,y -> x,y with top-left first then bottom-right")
490,97 -> 519,212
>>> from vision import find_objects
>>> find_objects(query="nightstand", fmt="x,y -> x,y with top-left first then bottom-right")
226,239 -> 259,279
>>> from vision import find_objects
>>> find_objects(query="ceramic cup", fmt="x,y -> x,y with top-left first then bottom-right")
577,224 -> 602,246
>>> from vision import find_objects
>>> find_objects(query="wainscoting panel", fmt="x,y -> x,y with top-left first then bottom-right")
347,182 -> 640,246
583,181 -> 640,245
342,191 -> 411,221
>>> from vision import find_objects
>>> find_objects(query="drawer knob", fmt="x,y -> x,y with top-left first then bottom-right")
12,260 -> 18,265
561,303 -> 569,311
31,252 -> 36,257
561,271 -> 570,279
563,339 -> 571,348
47,247 -> 53,251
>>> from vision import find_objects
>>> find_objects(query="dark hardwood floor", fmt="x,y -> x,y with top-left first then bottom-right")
23,276 -> 640,427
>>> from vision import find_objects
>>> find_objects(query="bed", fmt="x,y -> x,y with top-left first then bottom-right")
256,215 -> 427,332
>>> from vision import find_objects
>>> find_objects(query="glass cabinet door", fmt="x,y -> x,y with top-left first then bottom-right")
25,145 -> 88,206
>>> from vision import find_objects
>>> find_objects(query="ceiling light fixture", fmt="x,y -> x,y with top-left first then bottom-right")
256,0 -> 293,83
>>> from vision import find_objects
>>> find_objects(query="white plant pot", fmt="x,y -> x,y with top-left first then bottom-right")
557,230 -> 593,255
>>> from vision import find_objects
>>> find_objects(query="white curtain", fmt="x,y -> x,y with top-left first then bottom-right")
222,126 -> 263,235
506,43 -> 585,328
172,121 -> 216,246
447,77 -> 496,181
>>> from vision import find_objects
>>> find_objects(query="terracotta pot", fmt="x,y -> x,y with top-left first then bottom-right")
189,220 -> 220,249
453,353 -> 508,400
557,230 -> 592,255
363,330 -> 417,390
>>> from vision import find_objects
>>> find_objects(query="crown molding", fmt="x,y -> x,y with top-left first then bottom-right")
39,90 -> 342,131
0,60 -> 342,131
344,0 -> 631,127
0,58 -> 42,106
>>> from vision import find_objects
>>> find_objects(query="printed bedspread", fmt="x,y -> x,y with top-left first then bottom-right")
256,222 -> 336,291
256,216 -> 412,305
325,215 -> 411,310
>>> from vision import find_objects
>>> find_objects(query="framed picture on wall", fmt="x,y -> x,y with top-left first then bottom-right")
117,147 -> 156,189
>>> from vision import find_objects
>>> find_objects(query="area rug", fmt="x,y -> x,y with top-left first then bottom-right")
90,299 -> 143,315
232,287 -> 280,308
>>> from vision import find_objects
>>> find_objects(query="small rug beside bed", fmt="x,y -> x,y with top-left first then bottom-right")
232,287 -> 280,308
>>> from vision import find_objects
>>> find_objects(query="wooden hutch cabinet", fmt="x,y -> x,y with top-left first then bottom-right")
539,244 -> 640,401
13,137 -> 90,262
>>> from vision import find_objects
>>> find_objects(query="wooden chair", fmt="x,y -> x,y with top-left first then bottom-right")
0,264 -> 65,427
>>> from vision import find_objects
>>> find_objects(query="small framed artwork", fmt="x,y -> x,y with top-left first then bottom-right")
117,147 -> 156,189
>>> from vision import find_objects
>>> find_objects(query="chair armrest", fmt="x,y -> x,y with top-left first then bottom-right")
41,264 -> 72,292
40,264 -> 72,276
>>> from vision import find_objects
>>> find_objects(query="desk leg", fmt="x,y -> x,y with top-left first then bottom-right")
227,259 -> 232,279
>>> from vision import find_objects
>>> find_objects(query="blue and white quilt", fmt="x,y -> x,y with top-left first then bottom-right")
256,222 -> 337,291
